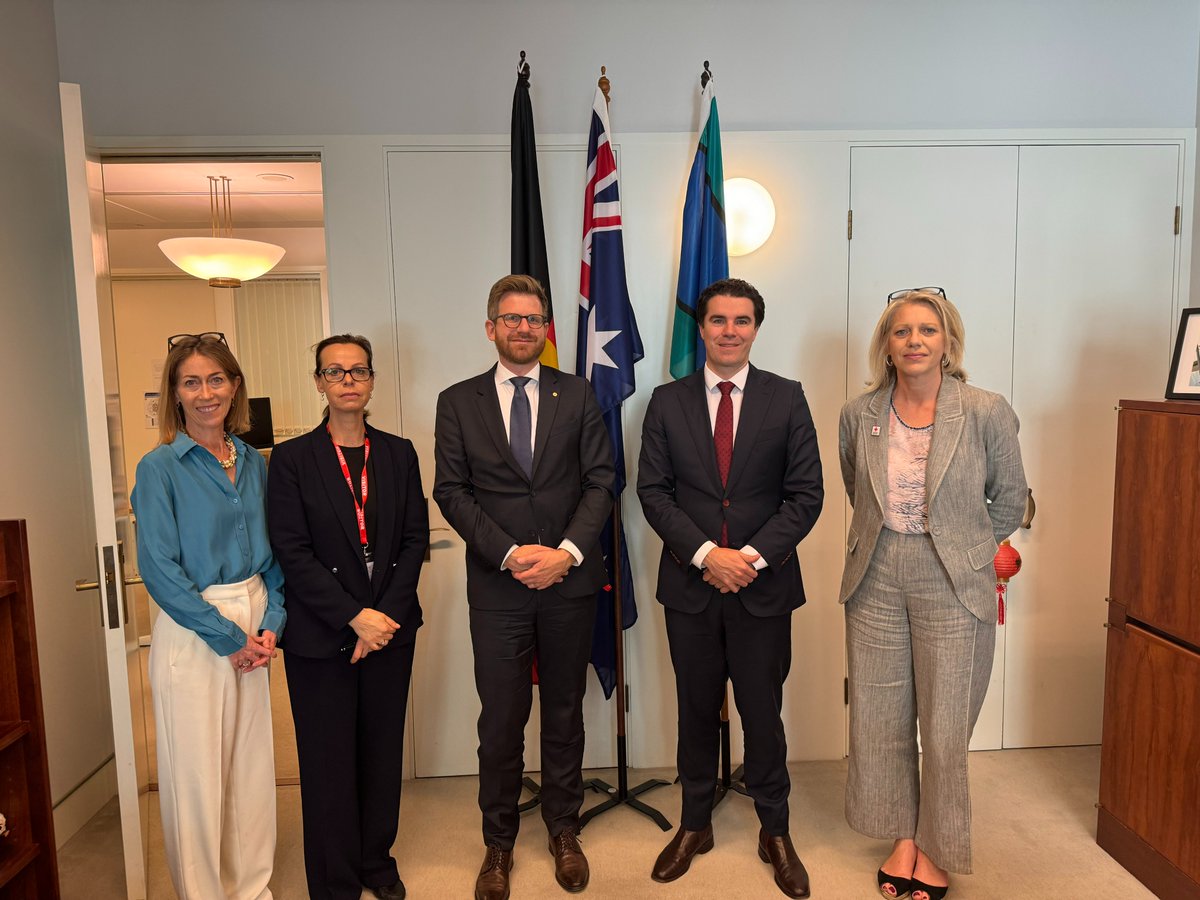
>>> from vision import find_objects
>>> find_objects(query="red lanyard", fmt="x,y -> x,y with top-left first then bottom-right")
328,426 -> 370,547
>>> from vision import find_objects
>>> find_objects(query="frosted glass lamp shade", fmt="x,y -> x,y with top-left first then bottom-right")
158,237 -> 286,288
725,178 -> 776,257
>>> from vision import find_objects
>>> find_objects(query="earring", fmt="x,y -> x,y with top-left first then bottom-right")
885,355 -> 894,368
942,355 -> 950,368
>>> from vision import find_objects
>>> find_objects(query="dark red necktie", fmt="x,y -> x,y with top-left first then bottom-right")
714,381 -> 734,547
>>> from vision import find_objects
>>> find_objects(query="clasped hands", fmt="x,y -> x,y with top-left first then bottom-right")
349,607 -> 401,664
505,545 -> 573,590
702,547 -> 760,594
228,630 -> 277,673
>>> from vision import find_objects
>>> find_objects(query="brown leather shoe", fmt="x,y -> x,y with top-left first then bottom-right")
757,829 -> 810,899
548,829 -> 589,892
475,846 -> 514,900
650,825 -> 714,883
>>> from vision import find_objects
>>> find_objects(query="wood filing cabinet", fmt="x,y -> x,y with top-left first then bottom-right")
1098,401 -> 1200,899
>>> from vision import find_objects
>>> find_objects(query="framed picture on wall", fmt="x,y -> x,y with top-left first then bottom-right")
1166,307 -> 1200,399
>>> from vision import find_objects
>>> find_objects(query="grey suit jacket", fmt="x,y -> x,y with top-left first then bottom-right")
433,364 -> 614,611
838,376 -> 1027,621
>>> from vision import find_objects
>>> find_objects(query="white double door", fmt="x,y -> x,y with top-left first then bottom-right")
848,142 -> 1182,749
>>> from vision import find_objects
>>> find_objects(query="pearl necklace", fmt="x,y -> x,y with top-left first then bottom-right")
217,433 -> 238,469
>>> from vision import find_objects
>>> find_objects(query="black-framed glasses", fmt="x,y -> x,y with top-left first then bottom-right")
494,313 -> 550,330
887,287 -> 946,304
167,331 -> 228,350
319,366 -> 374,383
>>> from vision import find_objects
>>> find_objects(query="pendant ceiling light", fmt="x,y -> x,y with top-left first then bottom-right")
158,175 -> 286,288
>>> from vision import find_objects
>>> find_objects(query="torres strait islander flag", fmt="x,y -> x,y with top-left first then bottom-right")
669,77 -> 727,379
576,84 -> 643,699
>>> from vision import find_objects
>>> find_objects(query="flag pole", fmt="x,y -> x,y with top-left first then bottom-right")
578,68 -> 670,831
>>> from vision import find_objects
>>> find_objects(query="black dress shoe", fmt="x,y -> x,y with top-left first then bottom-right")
475,846 -> 514,900
548,829 -> 589,892
366,882 -> 406,900
650,825 -> 714,883
758,829 -> 810,898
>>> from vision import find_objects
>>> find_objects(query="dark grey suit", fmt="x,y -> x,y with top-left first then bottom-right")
638,365 -> 823,834
433,364 -> 614,847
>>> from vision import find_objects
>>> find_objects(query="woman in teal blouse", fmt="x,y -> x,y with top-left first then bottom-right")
131,332 -> 285,900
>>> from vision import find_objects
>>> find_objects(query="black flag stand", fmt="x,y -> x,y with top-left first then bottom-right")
579,501 -> 672,831
713,695 -> 750,806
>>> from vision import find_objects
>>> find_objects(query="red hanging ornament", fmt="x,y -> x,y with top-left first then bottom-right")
993,539 -> 1022,626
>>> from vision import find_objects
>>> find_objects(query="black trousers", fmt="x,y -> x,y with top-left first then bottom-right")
665,593 -> 793,835
285,639 -> 415,900
469,591 -> 596,848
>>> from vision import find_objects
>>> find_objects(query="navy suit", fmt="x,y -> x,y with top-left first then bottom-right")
638,365 -> 823,833
268,422 -> 428,900
433,364 -> 614,847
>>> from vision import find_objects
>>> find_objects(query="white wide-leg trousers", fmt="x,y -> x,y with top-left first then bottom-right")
149,574 -> 276,900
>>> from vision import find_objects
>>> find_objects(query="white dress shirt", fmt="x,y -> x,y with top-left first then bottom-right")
493,361 -> 583,569
691,362 -> 767,571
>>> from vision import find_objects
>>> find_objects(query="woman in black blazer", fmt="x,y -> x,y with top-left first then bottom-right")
267,334 -> 428,900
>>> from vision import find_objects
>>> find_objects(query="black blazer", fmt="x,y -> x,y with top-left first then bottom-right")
637,365 -> 824,617
267,421 -> 429,658
432,365 -> 614,610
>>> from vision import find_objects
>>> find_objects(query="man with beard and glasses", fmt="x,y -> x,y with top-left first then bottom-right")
433,274 -> 614,900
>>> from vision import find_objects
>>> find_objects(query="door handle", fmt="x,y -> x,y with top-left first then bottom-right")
75,574 -> 143,591
425,526 -> 452,562
1021,488 -> 1036,529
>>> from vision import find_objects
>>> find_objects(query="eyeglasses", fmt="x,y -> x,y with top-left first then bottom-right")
318,366 -> 374,383
167,331 -> 228,350
494,313 -> 550,330
887,287 -> 946,304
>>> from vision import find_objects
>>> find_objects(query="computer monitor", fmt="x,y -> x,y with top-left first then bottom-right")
243,397 -> 275,449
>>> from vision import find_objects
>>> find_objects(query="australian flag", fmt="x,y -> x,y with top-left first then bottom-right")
576,84 -> 643,699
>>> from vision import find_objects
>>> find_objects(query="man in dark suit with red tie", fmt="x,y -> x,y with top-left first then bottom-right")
433,274 -> 614,900
637,278 -> 824,899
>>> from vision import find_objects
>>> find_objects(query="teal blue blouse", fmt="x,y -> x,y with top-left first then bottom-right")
131,432 -> 286,655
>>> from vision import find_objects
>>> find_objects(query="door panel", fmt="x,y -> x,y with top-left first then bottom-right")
387,146 -> 619,777
1005,144 -> 1180,747
60,82 -> 149,900
848,145 -> 1019,750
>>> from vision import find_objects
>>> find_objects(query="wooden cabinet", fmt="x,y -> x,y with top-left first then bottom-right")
1098,400 -> 1200,899
0,521 -> 58,899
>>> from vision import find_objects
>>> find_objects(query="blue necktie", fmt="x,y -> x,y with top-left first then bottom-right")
509,376 -> 533,478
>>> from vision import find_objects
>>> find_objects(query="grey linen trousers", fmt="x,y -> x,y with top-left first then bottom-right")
844,528 -> 995,873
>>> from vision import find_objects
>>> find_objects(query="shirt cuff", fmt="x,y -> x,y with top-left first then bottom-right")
692,540 -> 717,569
741,544 -> 768,571
558,539 -> 583,566
258,607 -> 286,637
500,544 -> 519,571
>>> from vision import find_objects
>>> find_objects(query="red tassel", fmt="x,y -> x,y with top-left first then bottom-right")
997,582 -> 1006,626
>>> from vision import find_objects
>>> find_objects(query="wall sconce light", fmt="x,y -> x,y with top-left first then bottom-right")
724,177 -> 776,257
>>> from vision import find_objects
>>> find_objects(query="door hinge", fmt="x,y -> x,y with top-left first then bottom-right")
843,676 -> 849,706
847,209 -> 853,241
625,684 -> 631,712
1174,205 -> 1182,235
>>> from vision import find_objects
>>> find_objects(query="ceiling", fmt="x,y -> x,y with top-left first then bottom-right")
101,160 -> 324,230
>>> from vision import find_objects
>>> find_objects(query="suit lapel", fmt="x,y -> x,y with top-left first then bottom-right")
473,367 -> 529,482
312,424 -> 363,555
531,366 -> 560,478
925,376 -> 965,505
366,424 -> 395,591
725,365 -> 772,494
682,371 -> 723,493
861,387 -> 890,512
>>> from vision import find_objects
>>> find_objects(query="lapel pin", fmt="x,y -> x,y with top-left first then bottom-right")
871,425 -> 881,436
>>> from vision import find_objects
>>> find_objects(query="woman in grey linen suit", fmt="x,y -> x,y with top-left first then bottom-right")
839,289 -> 1026,900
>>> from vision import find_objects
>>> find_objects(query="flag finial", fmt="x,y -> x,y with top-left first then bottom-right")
599,66 -> 611,105
517,50 -> 530,81
700,60 -> 713,89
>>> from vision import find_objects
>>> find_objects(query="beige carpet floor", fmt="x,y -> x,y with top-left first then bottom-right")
57,745 -> 1150,899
